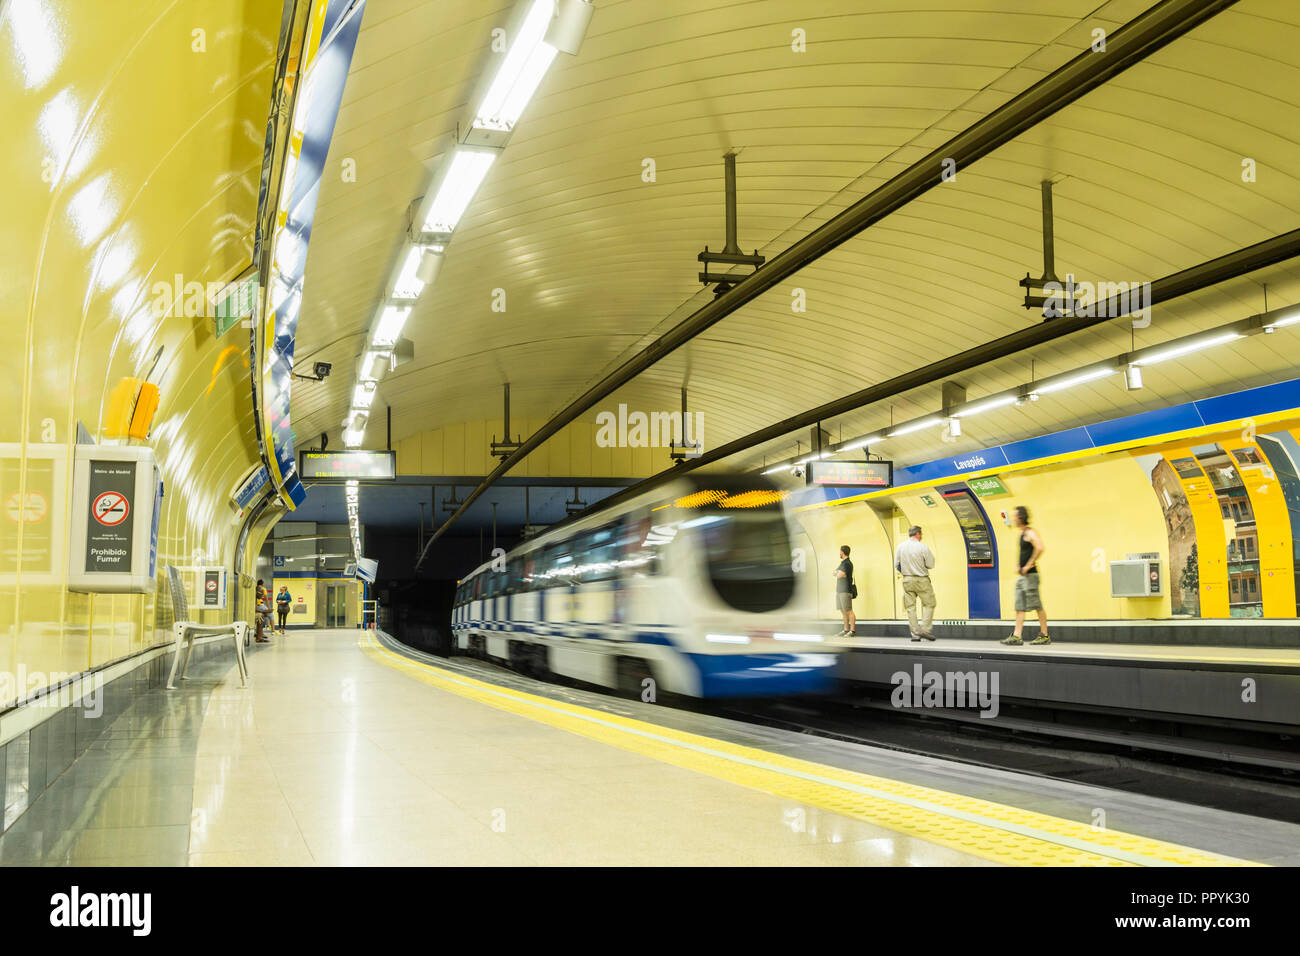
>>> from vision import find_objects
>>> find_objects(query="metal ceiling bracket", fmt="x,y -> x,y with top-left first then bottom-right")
1019,180 -> 1080,318
698,153 -> 765,297
490,383 -> 525,460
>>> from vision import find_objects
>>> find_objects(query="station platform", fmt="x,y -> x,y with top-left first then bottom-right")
833,634 -> 1300,751
1,629 -> 1296,867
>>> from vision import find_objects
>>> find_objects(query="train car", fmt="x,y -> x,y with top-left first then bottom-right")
450,475 -> 840,698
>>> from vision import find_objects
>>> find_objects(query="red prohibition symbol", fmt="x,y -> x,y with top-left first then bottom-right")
92,491 -> 130,526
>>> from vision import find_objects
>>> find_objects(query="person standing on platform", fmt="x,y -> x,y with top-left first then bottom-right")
895,525 -> 937,641
275,585 -> 292,634
254,579 -> 272,644
1002,506 -> 1050,645
833,545 -> 857,637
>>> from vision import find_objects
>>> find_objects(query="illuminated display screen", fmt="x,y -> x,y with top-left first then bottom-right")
298,451 -> 396,481
943,489 -> 995,567
806,460 -> 893,488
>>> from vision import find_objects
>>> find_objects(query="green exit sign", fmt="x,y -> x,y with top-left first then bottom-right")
968,475 -> 1009,498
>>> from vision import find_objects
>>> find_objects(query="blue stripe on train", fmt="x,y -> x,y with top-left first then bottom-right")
685,652 -> 839,697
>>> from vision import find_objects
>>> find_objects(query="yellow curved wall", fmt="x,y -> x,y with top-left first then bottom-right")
0,0 -> 282,707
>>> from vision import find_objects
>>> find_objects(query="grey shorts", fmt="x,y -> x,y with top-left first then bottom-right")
1015,573 -> 1042,611
836,592 -> 853,611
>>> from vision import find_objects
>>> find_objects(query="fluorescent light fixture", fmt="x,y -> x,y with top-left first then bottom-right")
1031,366 -> 1115,396
421,148 -> 497,234
705,633 -> 750,645
839,435 -> 884,452
774,633 -> 823,642
372,304 -> 411,348
342,428 -> 363,448
473,0 -> 558,133
392,245 -> 428,300
352,384 -> 375,409
1264,307 -> 1300,331
959,394 -> 1017,417
1133,335 -> 1242,369
887,416 -> 942,438
760,465 -> 787,475
1135,331 -> 1243,367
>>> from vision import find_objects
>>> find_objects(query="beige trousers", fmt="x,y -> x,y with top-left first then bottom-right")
901,575 -> 936,634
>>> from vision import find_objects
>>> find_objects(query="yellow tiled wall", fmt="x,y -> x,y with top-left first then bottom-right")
0,0 -> 283,707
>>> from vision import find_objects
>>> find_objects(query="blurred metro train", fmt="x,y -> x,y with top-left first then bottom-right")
450,475 -> 840,698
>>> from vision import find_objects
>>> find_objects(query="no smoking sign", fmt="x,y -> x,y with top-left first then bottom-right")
92,491 -> 130,526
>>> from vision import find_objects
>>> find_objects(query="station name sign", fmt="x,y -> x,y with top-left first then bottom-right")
298,450 -> 396,481
805,459 -> 893,488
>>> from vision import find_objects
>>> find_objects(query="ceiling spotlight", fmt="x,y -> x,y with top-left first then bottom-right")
546,0 -> 595,55
415,247 -> 443,284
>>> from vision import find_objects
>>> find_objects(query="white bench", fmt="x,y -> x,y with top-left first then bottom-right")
165,565 -> 249,690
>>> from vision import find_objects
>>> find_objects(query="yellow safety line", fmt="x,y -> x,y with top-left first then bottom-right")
360,631 -> 1263,868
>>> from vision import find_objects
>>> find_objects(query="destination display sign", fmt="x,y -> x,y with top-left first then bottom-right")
805,459 -> 893,488
298,450 -> 396,481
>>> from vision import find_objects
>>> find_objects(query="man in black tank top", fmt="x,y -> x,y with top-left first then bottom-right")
1002,506 -> 1050,645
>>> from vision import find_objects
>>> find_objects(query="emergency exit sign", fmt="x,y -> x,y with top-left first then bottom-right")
967,475 -> 1009,498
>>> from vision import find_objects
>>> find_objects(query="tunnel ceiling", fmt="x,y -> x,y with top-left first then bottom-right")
291,0 -> 1300,478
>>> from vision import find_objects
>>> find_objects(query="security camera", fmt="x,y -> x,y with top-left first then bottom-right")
314,361 -> 332,379
792,466 -> 805,478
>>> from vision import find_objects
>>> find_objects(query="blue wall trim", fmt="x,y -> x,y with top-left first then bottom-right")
890,376 -> 1300,490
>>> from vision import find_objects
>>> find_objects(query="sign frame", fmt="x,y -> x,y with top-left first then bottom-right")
804,459 -> 893,489
0,442 -> 69,586
67,444 -> 162,593
298,450 -> 397,482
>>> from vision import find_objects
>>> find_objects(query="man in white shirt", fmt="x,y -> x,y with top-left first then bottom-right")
894,526 -> 937,641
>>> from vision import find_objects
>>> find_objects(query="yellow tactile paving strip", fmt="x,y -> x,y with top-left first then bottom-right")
361,632 -> 1263,867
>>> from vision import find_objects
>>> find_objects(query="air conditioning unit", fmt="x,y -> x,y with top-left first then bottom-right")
1110,558 -> 1162,597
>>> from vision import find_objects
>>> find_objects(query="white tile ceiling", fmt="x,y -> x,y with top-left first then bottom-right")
292,0 -> 1300,475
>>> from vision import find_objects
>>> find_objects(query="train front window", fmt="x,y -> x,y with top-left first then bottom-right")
692,510 -> 795,612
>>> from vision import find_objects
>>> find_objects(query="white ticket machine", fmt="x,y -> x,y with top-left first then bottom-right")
67,444 -> 163,593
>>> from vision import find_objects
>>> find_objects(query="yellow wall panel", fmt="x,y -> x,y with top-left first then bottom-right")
1227,443 -> 1296,617
0,0 -> 282,708
1161,448 -> 1231,618
994,457 -> 1171,620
